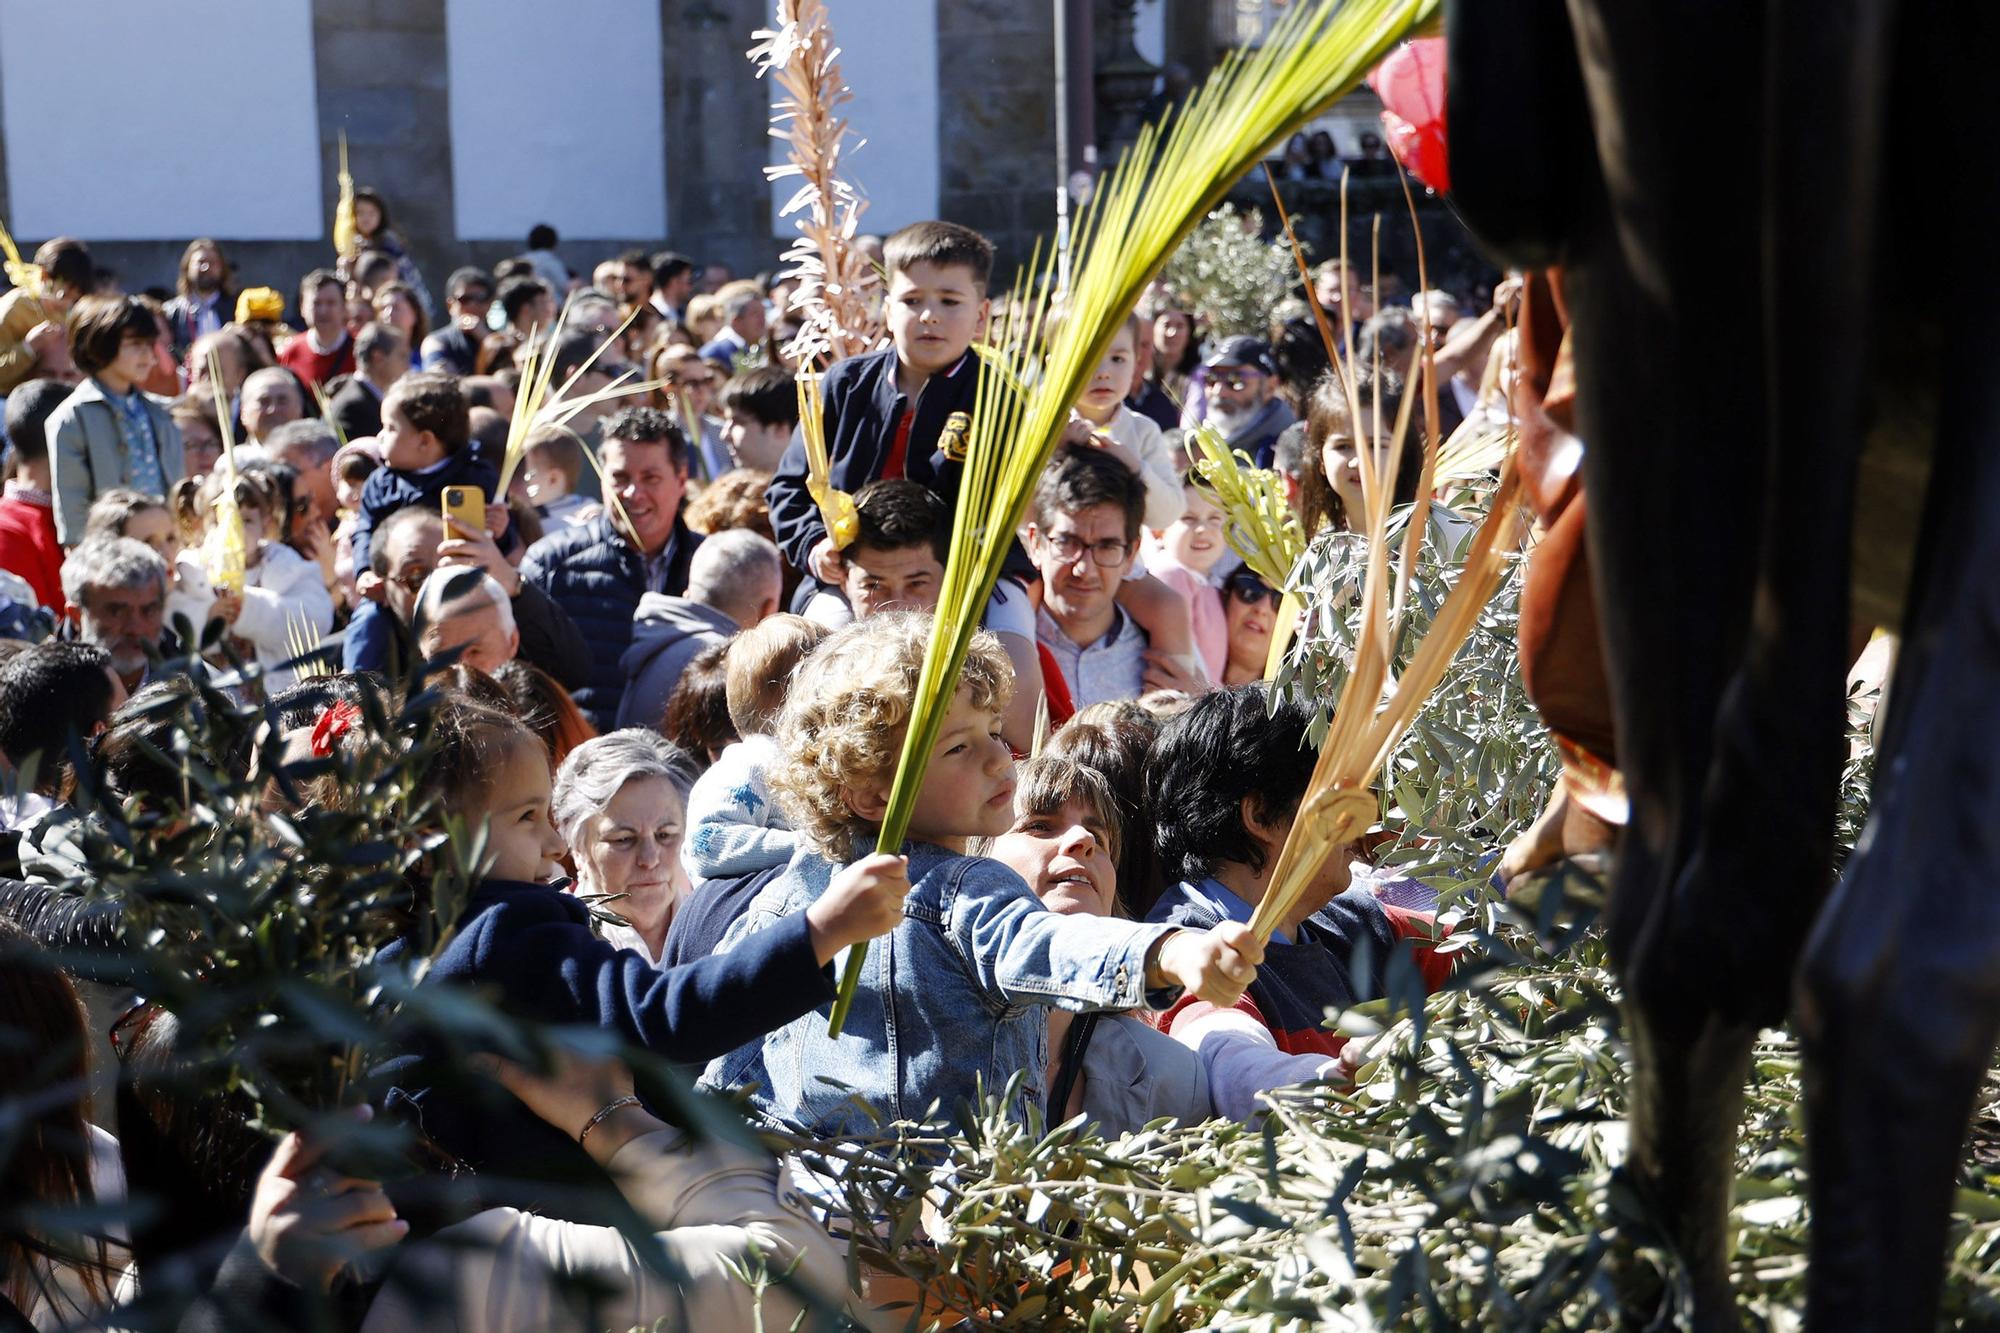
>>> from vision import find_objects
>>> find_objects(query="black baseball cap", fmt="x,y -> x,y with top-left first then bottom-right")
1202,335 -> 1278,376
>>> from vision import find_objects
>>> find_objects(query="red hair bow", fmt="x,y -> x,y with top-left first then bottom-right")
309,700 -> 362,757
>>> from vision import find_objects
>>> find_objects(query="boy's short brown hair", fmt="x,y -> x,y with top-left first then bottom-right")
884,221 -> 994,293
67,296 -> 159,377
723,613 -> 827,737
769,611 -> 1013,856
684,467 -> 775,538
522,422 -> 585,490
383,372 -> 470,455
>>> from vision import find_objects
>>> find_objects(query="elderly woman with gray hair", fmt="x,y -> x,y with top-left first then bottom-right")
552,728 -> 700,965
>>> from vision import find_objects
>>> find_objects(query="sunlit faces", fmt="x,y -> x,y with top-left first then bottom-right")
107,333 -> 156,392
1221,572 -> 1278,680
989,796 -> 1118,919
308,280 -> 346,333
1028,502 -> 1137,628
1077,323 -> 1137,426
420,598 -> 517,675
478,739 -> 568,884
120,505 -> 180,567
885,261 -> 987,382
1159,485 -> 1225,575
856,689 -> 1016,848
571,774 -> 689,944
80,582 -> 165,682
377,398 -> 442,472
841,542 -> 943,619
1319,403 -> 1393,523
599,436 -> 687,556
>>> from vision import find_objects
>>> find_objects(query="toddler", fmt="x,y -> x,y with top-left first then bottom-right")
1145,477 -> 1231,680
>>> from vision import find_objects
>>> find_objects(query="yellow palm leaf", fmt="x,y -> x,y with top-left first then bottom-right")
333,131 -> 358,260
824,0 -> 1441,1034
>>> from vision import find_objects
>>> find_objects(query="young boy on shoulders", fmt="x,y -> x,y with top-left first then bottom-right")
700,611 -> 1262,1137
350,373 -> 503,579
764,220 -> 1046,747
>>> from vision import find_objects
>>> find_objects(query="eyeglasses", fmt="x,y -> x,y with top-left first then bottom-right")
1215,372 -> 1262,392
390,567 -> 432,594
454,291 -> 493,307
1226,578 -> 1281,609
666,373 -> 717,389
1041,532 -> 1132,567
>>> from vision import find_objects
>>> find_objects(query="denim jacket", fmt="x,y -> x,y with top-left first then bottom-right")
700,841 -> 1184,1137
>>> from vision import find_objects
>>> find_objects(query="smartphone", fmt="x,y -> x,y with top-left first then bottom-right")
441,485 -> 484,533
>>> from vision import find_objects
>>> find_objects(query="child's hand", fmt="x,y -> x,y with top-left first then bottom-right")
805,852 -> 910,966
209,588 -> 244,626
248,1107 -> 406,1292
1061,413 -> 1098,447
355,569 -> 385,604
1147,922 -> 1263,1007
484,502 -> 511,539
1141,649 -> 1207,696
808,535 -> 845,585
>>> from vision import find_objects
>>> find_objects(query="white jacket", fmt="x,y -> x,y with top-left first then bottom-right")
170,542 -> 334,694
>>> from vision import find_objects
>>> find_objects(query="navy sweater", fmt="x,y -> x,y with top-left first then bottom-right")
351,444 -> 502,572
377,877 -> 832,1191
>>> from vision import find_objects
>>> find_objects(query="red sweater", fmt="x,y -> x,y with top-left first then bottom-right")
278,331 -> 355,389
0,492 -> 64,613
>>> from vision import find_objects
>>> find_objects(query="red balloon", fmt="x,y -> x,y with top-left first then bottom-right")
1366,37 -> 1450,194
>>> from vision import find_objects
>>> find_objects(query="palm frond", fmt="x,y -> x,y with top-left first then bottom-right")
203,349 -> 247,595
825,0 -> 1442,1033
750,0 -> 888,368
1187,424 -> 1305,589
795,370 -> 858,548
333,130 -> 358,260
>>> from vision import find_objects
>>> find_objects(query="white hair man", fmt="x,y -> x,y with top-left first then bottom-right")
62,536 -> 169,689
616,528 -> 781,729
414,567 -> 519,675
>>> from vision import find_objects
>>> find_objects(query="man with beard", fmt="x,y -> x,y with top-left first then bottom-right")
60,536 -> 169,691
162,239 -> 233,362
1199,336 -> 1295,468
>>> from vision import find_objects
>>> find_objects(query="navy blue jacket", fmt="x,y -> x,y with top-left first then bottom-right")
519,511 -> 701,729
765,347 -> 979,574
351,443 -> 502,572
378,877 -> 834,1188
660,862 -> 788,968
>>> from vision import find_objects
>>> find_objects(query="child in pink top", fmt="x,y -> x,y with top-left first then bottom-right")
1144,480 -> 1231,680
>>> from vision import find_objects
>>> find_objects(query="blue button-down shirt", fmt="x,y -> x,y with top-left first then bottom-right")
1036,603 -> 1148,708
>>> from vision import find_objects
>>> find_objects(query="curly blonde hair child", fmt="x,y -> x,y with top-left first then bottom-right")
768,610 -> 1012,856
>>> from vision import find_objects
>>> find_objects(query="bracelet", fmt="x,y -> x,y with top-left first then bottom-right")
576,1095 -> 642,1148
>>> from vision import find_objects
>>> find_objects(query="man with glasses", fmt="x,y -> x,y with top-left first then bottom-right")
1199,335 -> 1295,468
422,267 -> 494,375
1026,445 -> 1168,708
344,502 -> 590,685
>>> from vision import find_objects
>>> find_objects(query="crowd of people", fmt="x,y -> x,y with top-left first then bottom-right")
0,200 -> 1518,1328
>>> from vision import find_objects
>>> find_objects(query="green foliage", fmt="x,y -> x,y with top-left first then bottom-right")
1157,205 -> 1301,340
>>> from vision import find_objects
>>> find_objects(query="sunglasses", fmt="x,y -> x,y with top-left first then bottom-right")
1214,370 -> 1264,392
1226,578 -> 1281,609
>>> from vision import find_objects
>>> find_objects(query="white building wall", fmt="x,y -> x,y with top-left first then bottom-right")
446,0 -> 668,240
0,0 -> 323,240
768,0 -> 938,238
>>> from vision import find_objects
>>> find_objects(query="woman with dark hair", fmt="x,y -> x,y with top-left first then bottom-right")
1147,306 -> 1201,407
0,918 -> 125,1328
373,282 -> 429,368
